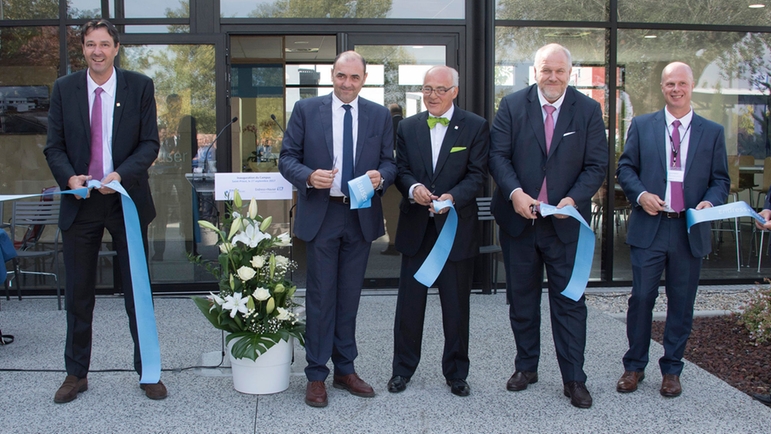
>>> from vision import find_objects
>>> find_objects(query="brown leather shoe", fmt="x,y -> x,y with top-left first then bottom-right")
506,371 -> 538,391
305,381 -> 328,407
660,374 -> 682,397
332,373 -> 375,397
140,381 -> 168,400
54,375 -> 88,403
616,371 -> 645,393
563,381 -> 593,408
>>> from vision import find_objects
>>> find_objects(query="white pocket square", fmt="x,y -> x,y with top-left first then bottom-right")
563,131 -> 576,137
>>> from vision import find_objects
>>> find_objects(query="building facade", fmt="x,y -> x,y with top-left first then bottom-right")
2,0 -> 771,293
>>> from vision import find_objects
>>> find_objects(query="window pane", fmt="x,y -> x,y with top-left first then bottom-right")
616,29 -> 771,278
124,25 -> 191,34
68,0 -> 101,19
120,44 -> 216,282
221,0 -> 464,19
495,26 -> 609,281
114,0 -> 189,18
0,0 -> 58,19
618,0 -> 771,25
495,0 -> 607,21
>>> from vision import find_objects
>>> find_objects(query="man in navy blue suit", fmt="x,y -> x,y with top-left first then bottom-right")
387,66 -> 489,397
616,62 -> 729,398
489,43 -> 608,408
279,51 -> 397,408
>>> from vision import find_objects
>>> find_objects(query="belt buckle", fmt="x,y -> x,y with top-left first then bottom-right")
666,212 -> 680,219
342,196 -> 349,204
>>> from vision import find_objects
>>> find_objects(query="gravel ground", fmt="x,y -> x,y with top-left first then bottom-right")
585,284 -> 756,315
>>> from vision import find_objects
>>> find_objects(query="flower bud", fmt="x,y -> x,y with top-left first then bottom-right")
274,283 -> 285,293
266,297 -> 275,314
260,216 -> 272,232
248,198 -> 258,219
233,189 -> 242,208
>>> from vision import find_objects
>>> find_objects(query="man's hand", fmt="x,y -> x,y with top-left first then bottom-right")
308,168 -> 338,189
758,209 -> 771,230
366,170 -> 382,190
97,172 -> 122,195
511,189 -> 537,220
414,184 -> 437,207
554,197 -> 576,219
429,193 -> 454,214
67,175 -> 92,199
639,192 -> 666,216
694,201 -> 712,210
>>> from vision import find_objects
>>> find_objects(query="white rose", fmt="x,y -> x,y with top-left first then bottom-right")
236,266 -> 257,282
275,255 -> 289,268
252,287 -> 270,301
250,255 -> 265,269
275,307 -> 291,321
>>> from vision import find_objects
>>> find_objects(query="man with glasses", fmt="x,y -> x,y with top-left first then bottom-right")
387,66 -> 489,397
489,43 -> 607,408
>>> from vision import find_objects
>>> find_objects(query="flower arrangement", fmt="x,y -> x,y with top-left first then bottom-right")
739,279 -> 771,345
192,190 -> 304,361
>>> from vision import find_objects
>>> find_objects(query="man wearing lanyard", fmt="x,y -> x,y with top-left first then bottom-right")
616,62 -> 729,398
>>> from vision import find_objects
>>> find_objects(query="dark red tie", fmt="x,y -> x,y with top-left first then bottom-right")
537,105 -> 557,206
670,119 -> 684,212
89,87 -> 104,181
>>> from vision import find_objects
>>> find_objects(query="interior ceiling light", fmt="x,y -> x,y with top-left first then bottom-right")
749,4 -> 766,8
544,31 -> 591,38
644,35 -> 657,39
285,47 -> 319,53
293,41 -> 309,44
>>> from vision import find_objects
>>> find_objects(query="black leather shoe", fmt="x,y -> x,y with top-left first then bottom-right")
753,393 -> 771,407
506,371 -> 538,391
563,381 -> 592,408
446,378 -> 470,397
387,375 -> 410,393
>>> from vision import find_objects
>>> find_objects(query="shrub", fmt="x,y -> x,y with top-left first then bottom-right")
739,280 -> 771,345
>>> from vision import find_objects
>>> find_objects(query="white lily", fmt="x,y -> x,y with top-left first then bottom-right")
232,222 -> 271,248
208,292 -> 224,313
248,198 -> 258,219
276,232 -> 291,246
252,287 -> 270,301
219,242 -> 233,254
236,265 -> 257,281
222,292 -> 249,318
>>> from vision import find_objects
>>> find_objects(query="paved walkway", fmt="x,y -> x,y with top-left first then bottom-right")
0,292 -> 768,433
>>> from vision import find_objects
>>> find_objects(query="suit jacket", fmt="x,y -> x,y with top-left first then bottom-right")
279,94 -> 397,243
616,110 -> 730,258
489,85 -> 608,244
394,107 -> 489,261
44,68 -> 160,230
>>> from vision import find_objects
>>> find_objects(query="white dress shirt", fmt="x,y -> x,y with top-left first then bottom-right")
86,68 -> 117,178
409,105 -> 455,199
330,93 -> 360,197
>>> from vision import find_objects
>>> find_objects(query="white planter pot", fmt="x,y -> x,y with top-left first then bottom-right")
227,337 -> 293,395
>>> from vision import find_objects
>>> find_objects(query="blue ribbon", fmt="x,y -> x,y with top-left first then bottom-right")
0,230 -> 17,283
539,203 -> 594,301
413,200 -> 457,287
686,201 -> 764,233
347,174 -> 375,209
0,181 -> 161,384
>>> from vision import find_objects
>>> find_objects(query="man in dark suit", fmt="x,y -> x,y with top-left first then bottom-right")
387,66 -> 489,397
279,51 -> 397,408
489,43 -> 607,408
616,62 -> 729,398
44,19 -> 165,403
381,103 -> 403,256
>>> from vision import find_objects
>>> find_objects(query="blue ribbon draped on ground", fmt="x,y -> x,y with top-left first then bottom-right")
686,201 -> 765,233
414,200 -> 457,287
539,203 -> 594,302
0,180 -> 161,384
347,174 -> 375,209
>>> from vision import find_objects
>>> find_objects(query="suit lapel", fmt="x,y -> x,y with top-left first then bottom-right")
653,110 -> 667,172
526,86 -> 547,156
548,88 -> 575,159
685,114 -> 703,177
319,95 -> 334,164
433,107 -> 463,181
355,98 -> 370,172
76,72 -> 90,150
416,112 -> 434,177
112,69 -> 126,152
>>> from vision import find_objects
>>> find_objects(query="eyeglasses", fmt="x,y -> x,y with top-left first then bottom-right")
420,86 -> 455,96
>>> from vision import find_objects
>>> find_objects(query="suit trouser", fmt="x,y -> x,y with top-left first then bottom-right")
304,201 -> 370,381
62,192 -> 149,378
500,217 -> 587,383
392,219 -> 473,381
624,216 -> 702,376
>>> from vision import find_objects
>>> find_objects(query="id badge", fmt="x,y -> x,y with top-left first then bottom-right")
669,168 -> 684,183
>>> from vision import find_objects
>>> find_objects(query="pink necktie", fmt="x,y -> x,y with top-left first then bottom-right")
670,119 -> 684,212
88,87 -> 104,181
537,105 -> 557,206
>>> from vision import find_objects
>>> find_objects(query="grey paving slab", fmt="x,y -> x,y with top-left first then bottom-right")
0,292 -> 768,434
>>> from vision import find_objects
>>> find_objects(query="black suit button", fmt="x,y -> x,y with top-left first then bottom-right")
542,167 -> 546,171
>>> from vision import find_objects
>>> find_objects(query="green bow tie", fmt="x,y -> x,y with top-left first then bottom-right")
427,116 -> 450,129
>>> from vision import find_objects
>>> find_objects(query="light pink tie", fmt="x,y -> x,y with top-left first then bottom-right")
670,119 -> 684,212
537,105 -> 557,206
88,87 -> 104,181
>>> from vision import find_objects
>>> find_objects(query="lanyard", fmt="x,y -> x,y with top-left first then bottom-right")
668,121 -> 692,166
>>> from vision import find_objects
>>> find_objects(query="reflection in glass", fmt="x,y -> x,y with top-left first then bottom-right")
495,0 -> 606,21
68,0 -> 101,19
120,44 -> 216,282
0,0 -> 58,19
115,0 -> 189,18
221,0 -> 463,19
618,0 -> 771,25
124,25 -> 190,34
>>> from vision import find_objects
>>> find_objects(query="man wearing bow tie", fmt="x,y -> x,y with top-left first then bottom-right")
387,66 -> 489,397
489,43 -> 607,408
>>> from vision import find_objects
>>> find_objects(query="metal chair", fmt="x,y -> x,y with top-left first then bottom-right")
476,197 -> 501,294
7,199 -> 62,309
